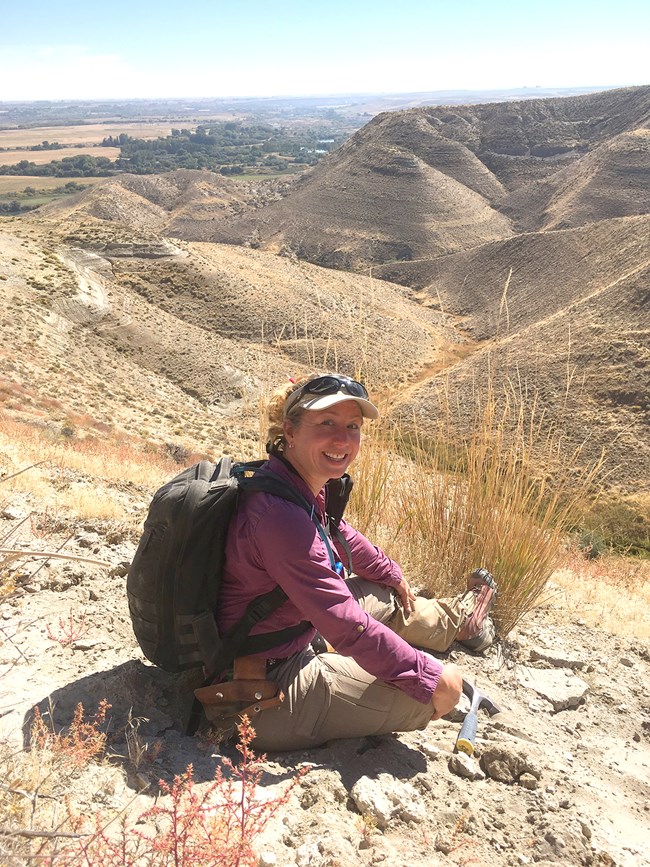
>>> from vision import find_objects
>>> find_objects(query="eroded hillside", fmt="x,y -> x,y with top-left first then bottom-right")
3,85 -> 649,511
0,216 -> 460,459
201,84 -> 650,269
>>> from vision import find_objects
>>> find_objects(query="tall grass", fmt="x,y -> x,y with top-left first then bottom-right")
252,305 -> 606,638
349,377 -> 603,637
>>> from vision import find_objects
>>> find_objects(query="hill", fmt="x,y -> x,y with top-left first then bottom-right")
201,85 -> 650,270
0,216 -> 459,458
502,128 -> 650,231
7,87 -> 650,505
37,86 -> 650,270
37,169 -> 292,235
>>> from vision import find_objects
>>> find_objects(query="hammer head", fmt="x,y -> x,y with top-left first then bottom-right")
462,678 -> 501,716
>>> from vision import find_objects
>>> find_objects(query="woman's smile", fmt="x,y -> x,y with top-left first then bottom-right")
283,402 -> 363,494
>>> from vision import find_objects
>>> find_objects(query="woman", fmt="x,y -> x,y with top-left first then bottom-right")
213,374 -> 496,751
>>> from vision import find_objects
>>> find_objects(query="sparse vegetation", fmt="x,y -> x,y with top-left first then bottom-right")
1,713 -> 303,867
541,539 -> 650,638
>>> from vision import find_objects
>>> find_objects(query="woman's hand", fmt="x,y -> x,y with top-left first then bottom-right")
395,578 -> 417,616
431,663 -> 462,720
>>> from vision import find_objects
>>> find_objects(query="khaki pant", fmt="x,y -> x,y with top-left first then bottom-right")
249,578 -> 475,751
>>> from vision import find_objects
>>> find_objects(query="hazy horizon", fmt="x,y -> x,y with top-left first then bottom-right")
0,84 -> 627,107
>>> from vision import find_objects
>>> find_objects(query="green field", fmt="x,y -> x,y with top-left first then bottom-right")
0,176 -> 107,213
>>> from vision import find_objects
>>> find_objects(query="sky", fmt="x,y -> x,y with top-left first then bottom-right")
1,0 -> 648,101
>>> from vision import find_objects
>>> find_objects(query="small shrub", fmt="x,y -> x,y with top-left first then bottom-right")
581,496 -> 650,556
165,441 -> 192,465
30,700 -> 111,769
46,608 -> 90,647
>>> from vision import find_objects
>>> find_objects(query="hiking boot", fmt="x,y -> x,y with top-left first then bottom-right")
457,614 -> 496,653
456,568 -> 497,653
465,567 -> 497,593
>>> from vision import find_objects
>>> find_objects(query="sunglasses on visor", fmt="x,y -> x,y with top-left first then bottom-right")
284,375 -> 369,415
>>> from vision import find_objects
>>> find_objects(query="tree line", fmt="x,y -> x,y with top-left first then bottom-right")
0,121 -> 348,178
0,155 -> 116,177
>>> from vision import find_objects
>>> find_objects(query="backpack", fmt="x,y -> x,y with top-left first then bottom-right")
127,456 -> 353,680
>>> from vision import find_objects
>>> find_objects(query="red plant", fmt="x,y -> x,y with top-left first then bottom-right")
50,716 -> 306,866
46,608 -> 89,646
29,506 -> 57,539
31,700 -> 111,769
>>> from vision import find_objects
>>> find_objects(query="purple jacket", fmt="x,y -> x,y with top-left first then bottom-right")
220,455 -> 442,704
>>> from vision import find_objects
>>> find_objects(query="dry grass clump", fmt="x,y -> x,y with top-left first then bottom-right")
349,381 -> 604,637
0,412 -> 183,530
0,411 -> 186,595
546,545 -> 650,639
0,413 -> 182,490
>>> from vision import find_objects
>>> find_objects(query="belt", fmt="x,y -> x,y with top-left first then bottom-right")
195,655 -> 287,726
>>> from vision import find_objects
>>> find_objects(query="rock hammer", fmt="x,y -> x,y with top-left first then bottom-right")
455,679 -> 501,757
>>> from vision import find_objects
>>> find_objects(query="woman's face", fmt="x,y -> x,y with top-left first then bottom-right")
283,401 -> 363,495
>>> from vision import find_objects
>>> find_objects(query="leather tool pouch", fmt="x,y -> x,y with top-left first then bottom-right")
194,679 -> 285,738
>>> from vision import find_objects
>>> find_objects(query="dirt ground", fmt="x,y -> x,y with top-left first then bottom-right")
0,147 -> 121,166
1,482 -> 648,867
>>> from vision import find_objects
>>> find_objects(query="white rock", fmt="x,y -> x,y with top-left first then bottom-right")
516,667 -> 590,712
295,842 -> 325,867
529,644 -> 585,670
419,742 -> 442,759
448,752 -> 486,781
1,506 -> 26,520
72,638 -> 105,651
350,773 -> 425,829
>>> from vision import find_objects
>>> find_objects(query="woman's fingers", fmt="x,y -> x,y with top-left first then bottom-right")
396,579 -> 416,615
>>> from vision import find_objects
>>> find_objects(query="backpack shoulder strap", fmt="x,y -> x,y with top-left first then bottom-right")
237,467 -> 339,571
325,474 -> 353,572
325,473 -> 353,527
209,465 -> 336,675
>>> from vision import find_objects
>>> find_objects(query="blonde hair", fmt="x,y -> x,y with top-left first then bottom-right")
265,372 -> 321,456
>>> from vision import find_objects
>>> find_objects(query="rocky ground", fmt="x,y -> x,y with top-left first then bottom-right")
1,484 -> 649,867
